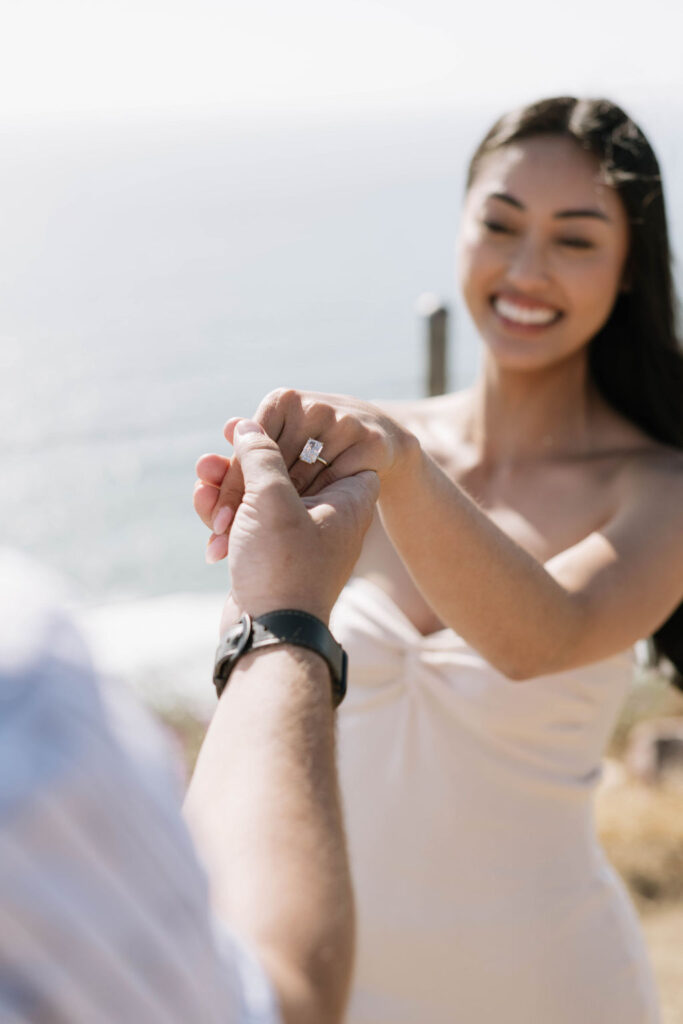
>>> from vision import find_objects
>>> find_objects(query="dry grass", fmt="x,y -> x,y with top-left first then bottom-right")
607,671 -> 683,756
596,674 -> 683,1020
595,773 -> 683,1022
598,674 -> 683,903
597,769 -> 683,903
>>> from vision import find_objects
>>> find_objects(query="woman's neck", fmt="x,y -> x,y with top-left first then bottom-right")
466,351 -> 602,467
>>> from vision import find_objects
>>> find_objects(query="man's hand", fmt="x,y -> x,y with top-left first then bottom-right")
204,419 -> 379,630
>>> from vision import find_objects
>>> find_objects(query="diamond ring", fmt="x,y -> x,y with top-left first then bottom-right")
299,438 -> 328,466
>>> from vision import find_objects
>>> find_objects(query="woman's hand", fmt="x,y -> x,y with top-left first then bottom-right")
194,388 -> 415,563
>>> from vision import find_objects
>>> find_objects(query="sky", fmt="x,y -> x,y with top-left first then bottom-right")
2,0 -> 683,119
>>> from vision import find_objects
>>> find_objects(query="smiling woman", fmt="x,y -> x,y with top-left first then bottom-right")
459,132 -> 631,371
196,96 -> 683,1023
465,97 -> 683,451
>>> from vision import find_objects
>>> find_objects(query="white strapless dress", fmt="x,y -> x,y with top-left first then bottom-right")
331,578 -> 660,1024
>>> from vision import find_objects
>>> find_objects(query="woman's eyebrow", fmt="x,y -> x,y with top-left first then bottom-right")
487,192 -> 611,223
488,192 -> 524,210
554,207 -> 611,222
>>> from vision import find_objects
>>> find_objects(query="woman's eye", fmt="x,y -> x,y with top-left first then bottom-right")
559,237 -> 594,250
482,219 -> 513,234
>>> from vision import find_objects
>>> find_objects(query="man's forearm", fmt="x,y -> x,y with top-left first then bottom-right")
183,646 -> 354,1024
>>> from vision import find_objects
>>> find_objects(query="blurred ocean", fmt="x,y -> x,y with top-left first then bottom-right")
2,102 -> 681,706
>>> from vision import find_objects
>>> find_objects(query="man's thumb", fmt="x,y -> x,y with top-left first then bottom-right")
232,419 -> 289,482
233,419 -> 267,440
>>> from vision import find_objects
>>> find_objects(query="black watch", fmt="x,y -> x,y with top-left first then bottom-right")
213,609 -> 348,707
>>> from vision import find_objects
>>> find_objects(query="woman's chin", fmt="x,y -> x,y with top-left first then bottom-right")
479,326 -> 586,373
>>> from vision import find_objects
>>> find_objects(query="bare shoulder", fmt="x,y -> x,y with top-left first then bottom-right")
618,441 -> 683,506
598,418 -> 683,561
588,396 -> 682,504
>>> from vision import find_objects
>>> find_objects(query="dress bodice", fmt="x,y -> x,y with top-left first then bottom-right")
330,578 -> 657,1023
332,575 -> 633,786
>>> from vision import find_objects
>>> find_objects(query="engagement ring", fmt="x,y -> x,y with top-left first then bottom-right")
299,438 -> 328,466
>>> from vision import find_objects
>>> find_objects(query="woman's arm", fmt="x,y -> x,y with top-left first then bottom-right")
378,436 -> 683,677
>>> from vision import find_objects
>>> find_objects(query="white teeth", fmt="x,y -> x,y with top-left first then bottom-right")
493,297 -> 558,326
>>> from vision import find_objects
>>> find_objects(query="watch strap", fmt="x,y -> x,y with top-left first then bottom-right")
214,610 -> 347,707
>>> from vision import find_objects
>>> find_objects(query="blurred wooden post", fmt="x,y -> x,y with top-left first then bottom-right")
417,294 -> 449,396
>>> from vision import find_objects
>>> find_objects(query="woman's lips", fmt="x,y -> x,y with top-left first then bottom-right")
492,295 -> 562,327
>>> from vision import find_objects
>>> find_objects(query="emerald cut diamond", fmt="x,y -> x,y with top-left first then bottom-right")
299,438 -> 324,464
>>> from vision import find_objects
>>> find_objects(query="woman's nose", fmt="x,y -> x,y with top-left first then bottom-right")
506,238 -> 550,287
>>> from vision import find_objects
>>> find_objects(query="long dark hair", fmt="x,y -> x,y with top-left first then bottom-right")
467,97 -> 683,683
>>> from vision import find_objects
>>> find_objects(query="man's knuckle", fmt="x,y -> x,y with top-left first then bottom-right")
307,399 -> 334,425
276,386 -> 300,407
257,386 -> 297,417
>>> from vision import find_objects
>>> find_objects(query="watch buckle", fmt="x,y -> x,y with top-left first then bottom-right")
233,612 -> 254,659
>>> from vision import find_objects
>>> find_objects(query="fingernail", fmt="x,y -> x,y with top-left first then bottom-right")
234,419 -> 264,436
212,505 -> 234,534
206,534 -> 228,564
